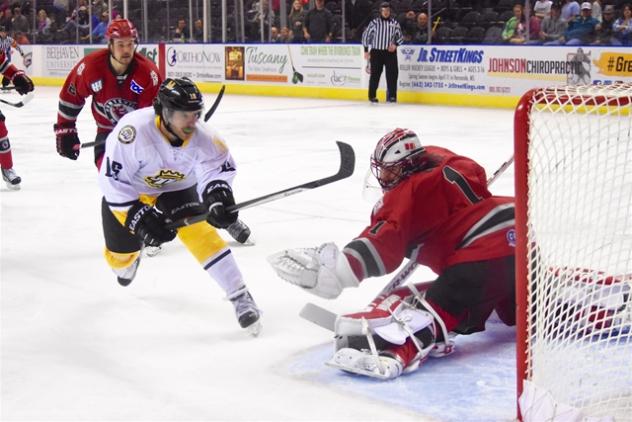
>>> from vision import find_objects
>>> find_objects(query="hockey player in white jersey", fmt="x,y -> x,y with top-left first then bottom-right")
97,77 -> 261,335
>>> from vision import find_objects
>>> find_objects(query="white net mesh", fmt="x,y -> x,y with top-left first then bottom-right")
524,84 -> 632,420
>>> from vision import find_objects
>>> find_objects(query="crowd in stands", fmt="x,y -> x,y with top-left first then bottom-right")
0,0 -> 630,45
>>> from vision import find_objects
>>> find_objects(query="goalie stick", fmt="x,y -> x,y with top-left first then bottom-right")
300,154 -> 515,331
165,141 -> 355,230
82,85 -> 226,149
0,92 -> 33,108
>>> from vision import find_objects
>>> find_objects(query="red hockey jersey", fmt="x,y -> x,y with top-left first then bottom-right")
344,146 -> 515,279
0,49 -> 21,81
57,49 -> 161,134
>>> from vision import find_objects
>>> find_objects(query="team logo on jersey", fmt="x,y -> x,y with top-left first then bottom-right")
150,70 -> 159,86
506,229 -> 516,247
129,79 -> 144,94
144,170 -> 186,189
90,79 -> 103,93
67,83 -> 77,96
117,125 -> 136,144
76,62 -> 85,75
102,98 -> 138,123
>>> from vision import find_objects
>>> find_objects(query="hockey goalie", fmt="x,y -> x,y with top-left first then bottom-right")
269,128 -> 517,379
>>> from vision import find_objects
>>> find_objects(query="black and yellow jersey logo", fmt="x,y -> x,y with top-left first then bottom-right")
144,169 -> 185,188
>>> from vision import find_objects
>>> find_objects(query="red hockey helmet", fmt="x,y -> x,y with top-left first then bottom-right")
370,128 -> 426,190
105,18 -> 138,41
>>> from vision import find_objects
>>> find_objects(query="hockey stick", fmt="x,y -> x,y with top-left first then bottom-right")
300,154 -> 515,331
82,85 -> 227,150
0,92 -> 33,108
287,46 -> 304,84
204,84 -> 225,122
165,141 -> 355,230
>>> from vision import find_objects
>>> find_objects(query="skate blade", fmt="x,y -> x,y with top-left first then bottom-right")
325,358 -> 392,380
144,246 -> 163,257
5,182 -> 20,190
245,321 -> 262,337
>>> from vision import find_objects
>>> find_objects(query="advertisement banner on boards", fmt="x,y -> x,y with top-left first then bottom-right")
42,45 -> 83,77
398,45 -> 632,96
165,44 -> 224,82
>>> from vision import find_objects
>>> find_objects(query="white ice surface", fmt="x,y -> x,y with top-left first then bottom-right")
1,87 -> 516,421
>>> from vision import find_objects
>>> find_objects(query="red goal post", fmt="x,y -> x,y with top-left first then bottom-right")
514,84 -> 632,421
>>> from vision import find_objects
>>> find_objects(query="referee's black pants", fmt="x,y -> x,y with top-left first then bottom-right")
368,49 -> 398,101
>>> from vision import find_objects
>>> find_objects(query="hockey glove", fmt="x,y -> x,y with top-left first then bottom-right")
11,71 -> 34,95
202,180 -> 238,229
54,122 -> 81,160
125,203 -> 177,247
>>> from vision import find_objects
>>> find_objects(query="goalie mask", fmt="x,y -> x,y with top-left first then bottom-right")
371,128 -> 426,190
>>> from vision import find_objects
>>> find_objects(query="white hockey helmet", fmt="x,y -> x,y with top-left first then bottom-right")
371,128 -> 425,190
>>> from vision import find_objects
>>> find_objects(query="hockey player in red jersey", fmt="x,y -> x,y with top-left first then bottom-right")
54,18 -> 161,170
270,128 -> 516,379
0,47 -> 34,189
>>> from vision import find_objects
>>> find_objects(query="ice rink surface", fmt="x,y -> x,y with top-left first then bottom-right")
1,87 -> 516,421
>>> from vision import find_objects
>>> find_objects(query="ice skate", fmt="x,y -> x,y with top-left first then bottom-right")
2,168 -> 21,190
229,288 -> 262,336
113,256 -> 141,286
144,245 -> 163,257
226,219 -> 254,245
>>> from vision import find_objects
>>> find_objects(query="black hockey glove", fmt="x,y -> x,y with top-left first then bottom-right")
12,71 -> 34,95
125,202 -> 177,247
202,180 -> 238,229
54,122 -> 81,160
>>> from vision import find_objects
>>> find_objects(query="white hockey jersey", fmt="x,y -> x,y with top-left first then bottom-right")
98,107 -> 236,211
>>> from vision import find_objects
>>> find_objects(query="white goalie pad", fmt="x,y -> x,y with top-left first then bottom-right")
267,243 -> 359,299
326,348 -> 403,380
373,308 -> 435,345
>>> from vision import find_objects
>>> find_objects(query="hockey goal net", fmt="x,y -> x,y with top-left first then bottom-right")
515,84 -> 632,421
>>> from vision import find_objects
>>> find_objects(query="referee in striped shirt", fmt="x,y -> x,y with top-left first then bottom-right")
362,2 -> 403,103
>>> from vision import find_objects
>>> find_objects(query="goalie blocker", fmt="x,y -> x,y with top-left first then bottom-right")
269,128 -> 516,379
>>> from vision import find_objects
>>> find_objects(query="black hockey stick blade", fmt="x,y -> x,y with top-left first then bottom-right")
166,141 -> 355,229
204,84 -> 225,122
0,92 -> 34,108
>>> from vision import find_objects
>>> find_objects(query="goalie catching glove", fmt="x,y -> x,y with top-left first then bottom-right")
125,202 -> 176,247
267,242 -> 359,299
202,180 -> 238,229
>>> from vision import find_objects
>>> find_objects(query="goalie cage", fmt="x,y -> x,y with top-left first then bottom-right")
515,83 -> 632,422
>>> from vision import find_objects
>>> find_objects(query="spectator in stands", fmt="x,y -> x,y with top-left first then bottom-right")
561,0 -> 580,22
57,10 -> 79,43
502,4 -> 526,43
192,19 -> 203,41
0,9 -> 13,34
90,11 -> 109,43
37,9 -> 51,34
172,17 -> 190,42
249,0 -> 277,41
400,9 -> 418,43
413,12 -> 433,44
11,6 -> 29,36
345,0 -> 371,42
303,0 -> 333,42
289,0 -> 306,42
564,2 -> 598,44
540,2 -> 568,44
591,0 -> 602,22
613,4 -> 632,45
270,25 -> 279,41
593,4 -> 621,44
534,0 -> 553,17
278,25 -> 293,42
